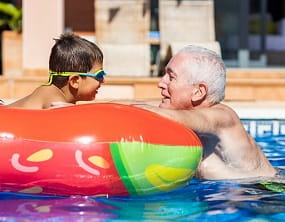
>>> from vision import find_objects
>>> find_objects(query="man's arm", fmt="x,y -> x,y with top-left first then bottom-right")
136,104 -> 233,134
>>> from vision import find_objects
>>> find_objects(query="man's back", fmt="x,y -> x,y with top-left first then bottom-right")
195,103 -> 276,180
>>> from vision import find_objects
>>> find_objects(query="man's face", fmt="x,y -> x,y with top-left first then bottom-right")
158,53 -> 195,110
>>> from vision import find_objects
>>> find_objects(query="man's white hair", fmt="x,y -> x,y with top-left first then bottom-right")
178,45 -> 226,104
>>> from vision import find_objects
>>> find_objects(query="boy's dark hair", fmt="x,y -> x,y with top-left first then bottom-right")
48,33 -> 103,88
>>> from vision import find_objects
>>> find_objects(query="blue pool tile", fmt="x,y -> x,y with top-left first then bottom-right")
242,119 -> 285,137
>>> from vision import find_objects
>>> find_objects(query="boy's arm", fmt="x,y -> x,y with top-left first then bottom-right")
109,100 -> 160,106
48,101 -> 74,109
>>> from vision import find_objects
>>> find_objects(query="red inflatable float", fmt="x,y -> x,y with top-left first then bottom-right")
0,103 -> 203,196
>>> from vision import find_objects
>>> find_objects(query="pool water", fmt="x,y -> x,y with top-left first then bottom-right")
1,122 -> 285,221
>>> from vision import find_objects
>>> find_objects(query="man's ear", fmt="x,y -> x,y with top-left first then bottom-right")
68,75 -> 80,89
192,83 -> 207,104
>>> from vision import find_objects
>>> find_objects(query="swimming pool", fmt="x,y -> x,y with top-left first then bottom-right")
0,119 -> 284,221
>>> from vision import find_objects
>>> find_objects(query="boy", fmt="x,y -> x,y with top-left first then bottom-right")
7,33 -> 105,109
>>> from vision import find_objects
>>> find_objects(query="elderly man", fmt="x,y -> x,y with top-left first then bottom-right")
140,45 -> 276,180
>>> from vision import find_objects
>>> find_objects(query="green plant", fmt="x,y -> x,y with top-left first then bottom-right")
0,2 -> 22,33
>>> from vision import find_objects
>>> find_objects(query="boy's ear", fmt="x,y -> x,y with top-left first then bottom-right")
68,75 -> 80,89
192,83 -> 207,104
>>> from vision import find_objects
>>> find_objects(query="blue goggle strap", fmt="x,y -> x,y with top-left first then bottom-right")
43,69 -> 106,86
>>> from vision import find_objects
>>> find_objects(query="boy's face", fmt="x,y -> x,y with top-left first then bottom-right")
77,63 -> 104,101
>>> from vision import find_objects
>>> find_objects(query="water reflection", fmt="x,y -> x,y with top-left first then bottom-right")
0,135 -> 284,221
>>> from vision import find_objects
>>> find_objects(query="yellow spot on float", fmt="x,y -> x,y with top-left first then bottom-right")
19,186 -> 43,194
88,155 -> 110,169
145,164 -> 195,191
27,149 -> 53,162
35,205 -> 51,213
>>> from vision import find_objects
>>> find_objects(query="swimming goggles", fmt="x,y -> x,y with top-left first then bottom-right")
43,69 -> 106,86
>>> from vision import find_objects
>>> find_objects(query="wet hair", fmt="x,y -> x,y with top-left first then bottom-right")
178,45 -> 226,104
48,33 -> 103,88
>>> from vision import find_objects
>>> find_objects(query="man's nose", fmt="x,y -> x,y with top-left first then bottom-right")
158,75 -> 168,88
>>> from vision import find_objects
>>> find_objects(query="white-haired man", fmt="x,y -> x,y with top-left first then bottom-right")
140,45 -> 276,180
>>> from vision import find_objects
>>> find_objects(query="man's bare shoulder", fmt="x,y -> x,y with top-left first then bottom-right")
208,103 -> 240,126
